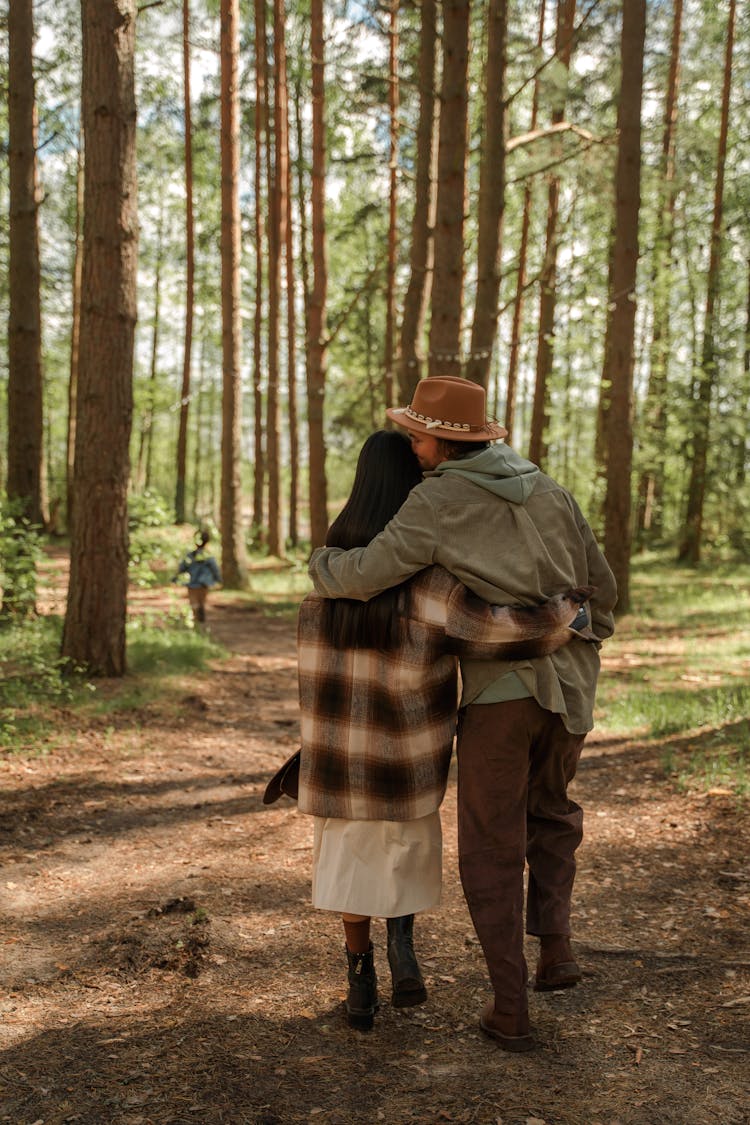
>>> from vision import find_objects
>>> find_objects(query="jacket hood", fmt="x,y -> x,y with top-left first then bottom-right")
427,443 -> 540,504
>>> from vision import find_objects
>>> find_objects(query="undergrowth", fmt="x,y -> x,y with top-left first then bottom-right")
0,609 -> 223,755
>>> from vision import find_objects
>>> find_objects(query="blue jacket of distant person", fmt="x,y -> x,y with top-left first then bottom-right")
176,547 -> 221,590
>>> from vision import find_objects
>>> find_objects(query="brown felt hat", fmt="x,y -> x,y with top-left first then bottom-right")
386,376 -> 507,442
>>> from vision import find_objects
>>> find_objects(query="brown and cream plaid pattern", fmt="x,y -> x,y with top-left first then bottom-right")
297,567 -> 590,822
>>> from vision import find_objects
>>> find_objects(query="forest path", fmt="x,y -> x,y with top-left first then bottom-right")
0,583 -> 748,1125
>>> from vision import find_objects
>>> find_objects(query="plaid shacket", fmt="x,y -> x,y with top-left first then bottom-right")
297,565 -> 583,822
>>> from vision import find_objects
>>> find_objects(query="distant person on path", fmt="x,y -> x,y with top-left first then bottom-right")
308,377 -> 617,1051
295,430 -> 596,1033
173,529 -> 221,626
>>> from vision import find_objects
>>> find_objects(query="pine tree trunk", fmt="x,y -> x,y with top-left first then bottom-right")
219,0 -> 247,586
636,0 -> 682,542
398,0 -> 437,401
678,0 -> 736,565
266,0 -> 289,557
504,0 -> 545,444
466,0 -> 508,389
600,0 -> 647,614
7,0 -> 46,528
61,0 -> 137,676
285,56 -> 299,548
307,0 -> 329,548
383,1 -> 399,413
144,199 -> 165,492
428,0 -> 470,379
528,0 -> 576,465
737,259 -> 750,492
252,0 -> 268,543
175,0 -> 195,526
66,121 -> 84,532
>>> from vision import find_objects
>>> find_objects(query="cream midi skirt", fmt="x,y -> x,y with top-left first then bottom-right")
311,811 -> 442,917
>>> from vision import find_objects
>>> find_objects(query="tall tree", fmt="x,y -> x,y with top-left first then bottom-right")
293,64 -> 313,543
427,0 -> 470,379
7,0 -> 46,528
219,0 -> 247,585
504,0 -> 545,442
252,0 -> 269,543
143,197 -> 165,491
598,0 -> 647,614
67,121 -> 85,531
635,0 -> 683,542
398,0 -> 437,400
466,0 -> 508,389
307,0 -> 329,547
383,0 -> 399,412
285,46 -> 299,548
528,0 -> 576,465
266,0 -> 289,557
678,0 -> 736,565
61,0 -> 138,676
175,0 -> 195,525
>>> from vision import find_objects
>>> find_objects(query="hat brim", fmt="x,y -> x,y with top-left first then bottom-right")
386,406 -> 507,442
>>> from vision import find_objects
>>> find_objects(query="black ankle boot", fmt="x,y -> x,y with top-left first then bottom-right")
345,943 -> 379,1031
387,915 -> 427,1008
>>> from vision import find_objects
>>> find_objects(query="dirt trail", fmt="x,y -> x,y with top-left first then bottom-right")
1,589 -> 748,1125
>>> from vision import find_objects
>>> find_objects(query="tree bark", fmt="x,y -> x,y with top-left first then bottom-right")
599,0 -> 646,614
635,0 -> 682,543
252,0 -> 268,543
383,1 -> 399,413
61,0 -> 137,676
7,0 -> 47,528
66,120 -> 85,532
175,0 -> 195,526
528,0 -> 576,465
504,0 -> 545,442
219,0 -> 247,586
678,0 -> 736,564
427,0 -> 470,379
466,0 -> 508,389
145,200 -> 165,492
307,0 -> 329,548
266,0 -> 288,557
398,0 -> 437,401
285,46 -> 299,548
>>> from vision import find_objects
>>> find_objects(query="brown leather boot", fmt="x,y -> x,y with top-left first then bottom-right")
534,934 -> 581,991
479,1001 -> 535,1052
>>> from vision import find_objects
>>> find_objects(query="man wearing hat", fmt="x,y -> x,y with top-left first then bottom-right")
308,375 -> 617,1052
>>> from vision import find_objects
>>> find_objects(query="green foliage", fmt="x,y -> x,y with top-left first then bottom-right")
0,614 -> 84,751
0,501 -> 43,618
128,491 -> 176,588
0,615 -> 75,709
0,605 -> 224,754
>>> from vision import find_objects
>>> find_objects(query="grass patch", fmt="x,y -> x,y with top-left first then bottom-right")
597,551 -> 750,798
0,610 -> 225,754
128,610 -> 224,674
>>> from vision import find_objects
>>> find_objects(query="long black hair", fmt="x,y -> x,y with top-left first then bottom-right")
322,430 -> 422,651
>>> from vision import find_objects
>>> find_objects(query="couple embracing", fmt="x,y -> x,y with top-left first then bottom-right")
294,376 -> 616,1052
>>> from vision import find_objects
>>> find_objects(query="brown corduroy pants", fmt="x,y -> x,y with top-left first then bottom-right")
456,698 -> 586,1017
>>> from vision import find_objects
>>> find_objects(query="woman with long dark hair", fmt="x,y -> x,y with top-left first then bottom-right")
296,431 -> 592,1031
